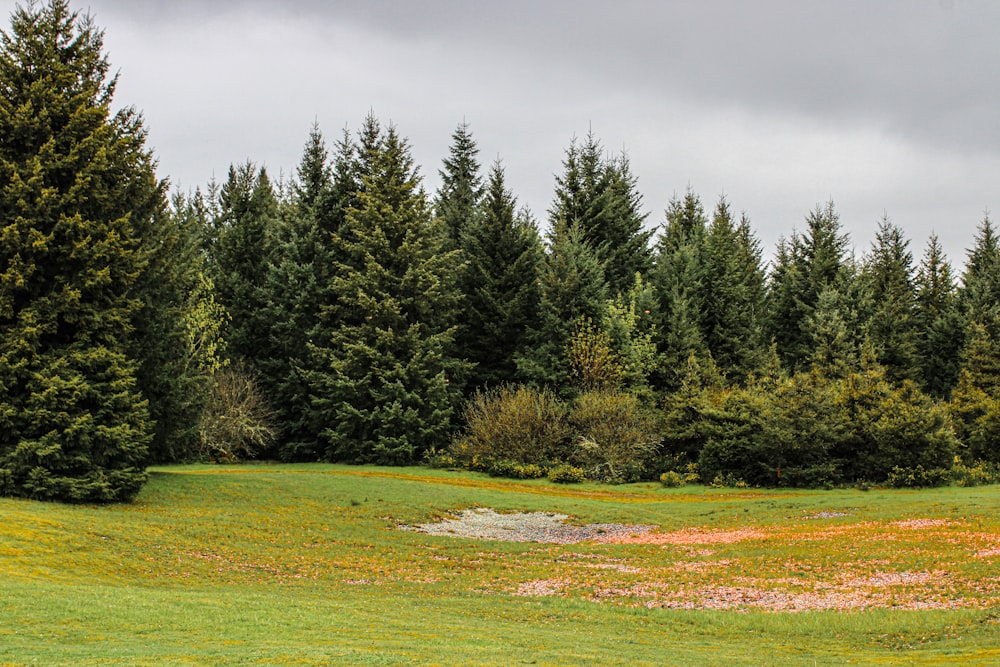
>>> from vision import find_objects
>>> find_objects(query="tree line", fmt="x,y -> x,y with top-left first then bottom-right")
2,1 -> 998,502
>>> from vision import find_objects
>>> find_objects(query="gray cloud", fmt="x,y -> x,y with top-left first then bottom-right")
18,0 -> 999,263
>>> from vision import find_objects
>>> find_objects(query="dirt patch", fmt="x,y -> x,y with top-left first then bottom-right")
402,508 -> 654,544
609,527 -> 768,545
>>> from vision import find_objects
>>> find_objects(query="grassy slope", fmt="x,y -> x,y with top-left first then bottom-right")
1,464 -> 998,666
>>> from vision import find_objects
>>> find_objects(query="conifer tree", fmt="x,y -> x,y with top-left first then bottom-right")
649,190 -> 707,390
0,0 -> 154,500
458,161 -> 542,390
516,221 -> 609,390
766,201 -> 851,372
549,132 -> 651,296
209,162 -> 279,365
307,119 -> 465,464
259,124 -> 352,459
950,321 -> 1000,462
701,198 -> 767,382
435,121 -> 483,249
960,215 -> 1000,334
915,233 -> 964,397
862,216 -> 921,384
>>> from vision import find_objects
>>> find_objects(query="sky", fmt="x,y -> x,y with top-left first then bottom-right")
7,0 -> 999,267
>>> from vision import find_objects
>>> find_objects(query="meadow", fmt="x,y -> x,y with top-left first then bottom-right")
1,464 -> 999,666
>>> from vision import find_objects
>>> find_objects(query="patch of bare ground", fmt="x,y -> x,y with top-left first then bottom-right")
402,508 -> 654,544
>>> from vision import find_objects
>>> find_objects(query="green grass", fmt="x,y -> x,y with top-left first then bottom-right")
2,464 -> 999,665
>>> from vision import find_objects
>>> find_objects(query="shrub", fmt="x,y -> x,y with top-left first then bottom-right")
951,457 -> 1000,487
548,465 -> 586,484
197,362 -> 277,461
569,390 -> 661,483
659,471 -> 685,487
885,465 -> 951,488
485,459 -> 547,479
449,385 -> 572,468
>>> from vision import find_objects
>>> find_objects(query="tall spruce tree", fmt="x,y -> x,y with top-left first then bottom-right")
307,119 -> 465,464
960,215 -> 1000,334
862,216 -> 921,384
0,0 -> 155,501
209,162 -> 279,365
516,220 -> 609,390
458,160 -> 542,390
915,233 -> 964,397
435,121 -> 483,249
701,197 -> 767,382
766,201 -> 851,372
260,124 -> 351,459
549,132 -> 651,296
650,190 -> 708,390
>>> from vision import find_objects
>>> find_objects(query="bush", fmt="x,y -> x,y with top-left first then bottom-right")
951,457 -> 1000,487
548,465 -> 586,484
485,459 -> 547,479
197,362 -> 277,461
449,385 -> 572,468
659,471 -> 686,487
569,390 -> 661,483
885,465 -> 951,488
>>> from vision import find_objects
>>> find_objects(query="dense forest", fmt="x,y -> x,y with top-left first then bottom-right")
2,1 -> 999,502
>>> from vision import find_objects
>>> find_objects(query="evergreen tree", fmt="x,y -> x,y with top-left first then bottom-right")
950,321 -> 1000,462
209,162 -> 279,365
649,190 -> 707,390
766,201 -> 851,372
457,161 -> 542,390
862,216 -> 921,384
435,121 -> 483,249
516,220 -> 609,390
136,192 -> 222,462
0,0 -> 153,501
549,132 -> 651,296
259,124 -> 352,459
307,119 -> 465,464
915,233 -> 964,398
960,214 -> 1000,334
701,198 -> 767,382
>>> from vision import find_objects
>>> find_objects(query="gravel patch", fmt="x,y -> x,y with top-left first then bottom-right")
402,508 -> 654,544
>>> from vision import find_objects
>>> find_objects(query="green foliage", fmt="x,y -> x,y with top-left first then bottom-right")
915,233 -> 964,397
863,217 -> 921,384
950,457 -> 1000,487
701,197 -> 768,382
659,470 -> 686,487
949,322 -> 1000,462
308,118 -> 466,465
885,465 -> 951,488
516,221 -> 608,389
569,390 -> 661,483
767,201 -> 852,373
0,0 -> 154,501
449,385 -> 572,468
549,132 -> 651,296
565,317 -> 624,392
457,160 -> 542,390
197,362 -> 277,462
835,364 -> 959,483
435,121 -> 484,249
546,464 -> 586,483
602,273 -> 660,395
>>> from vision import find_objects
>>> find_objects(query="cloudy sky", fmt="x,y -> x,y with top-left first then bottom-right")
11,0 -> 999,266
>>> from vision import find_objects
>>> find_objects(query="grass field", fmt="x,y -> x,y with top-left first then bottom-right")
2,464 -> 999,665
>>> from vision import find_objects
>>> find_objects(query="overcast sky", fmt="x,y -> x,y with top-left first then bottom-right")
9,0 -> 999,267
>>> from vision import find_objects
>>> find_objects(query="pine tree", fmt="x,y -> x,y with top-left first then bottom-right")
457,160 -> 542,390
960,214 -> 1000,335
950,321 -> 1000,462
915,233 -> 964,397
435,121 -> 483,249
862,216 -> 921,384
701,198 -> 767,382
516,220 -> 609,391
549,132 -> 651,296
0,1 -> 154,501
307,119 -> 465,464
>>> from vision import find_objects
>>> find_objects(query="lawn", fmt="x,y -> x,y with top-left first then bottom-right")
1,464 -> 999,665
